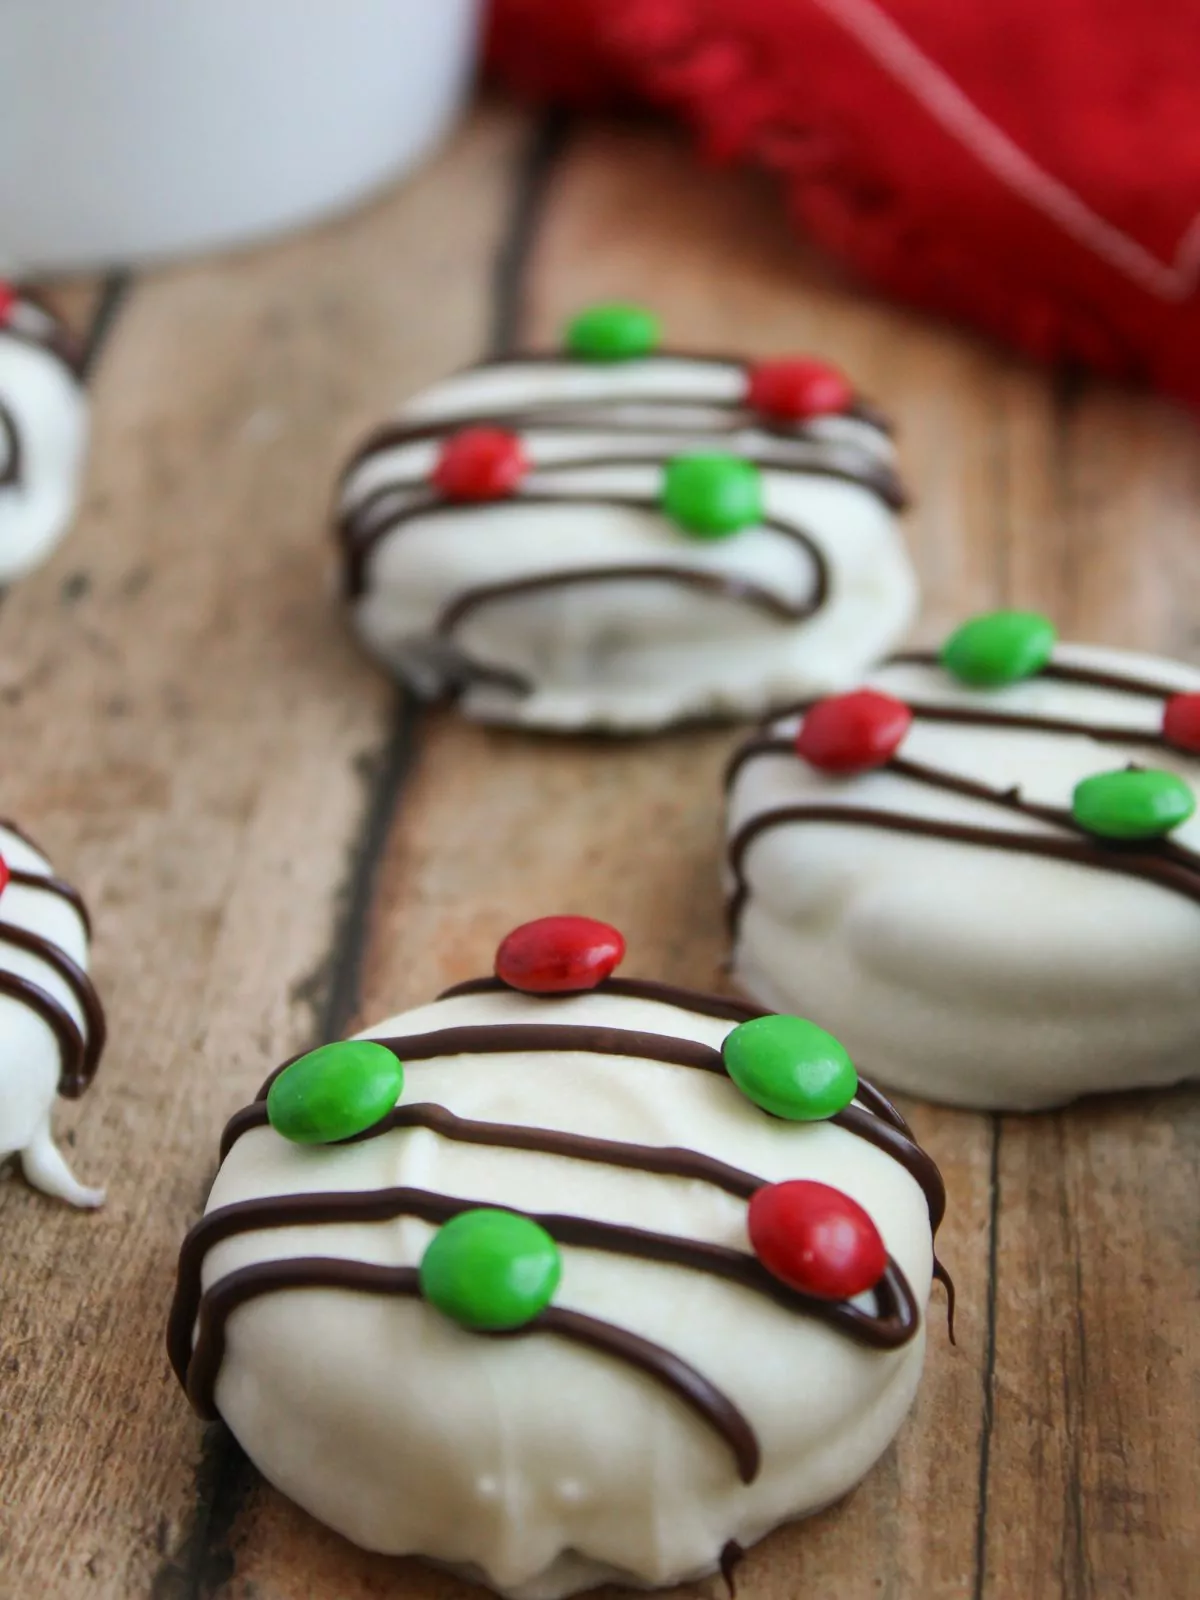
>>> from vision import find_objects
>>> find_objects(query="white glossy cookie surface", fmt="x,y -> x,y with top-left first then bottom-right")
338,356 -> 916,731
726,643 -> 1200,1110
0,299 -> 88,582
0,822 -> 104,1207
186,985 -> 935,1598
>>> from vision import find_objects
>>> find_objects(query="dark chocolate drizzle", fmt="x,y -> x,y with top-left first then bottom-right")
175,974 -> 945,1486
335,353 -> 903,696
0,822 -> 102,1097
0,921 -> 105,1096
719,1540 -> 746,1598
179,1257 -> 761,1483
888,651 -> 1188,702
0,400 -> 20,488
235,1018 -> 945,1236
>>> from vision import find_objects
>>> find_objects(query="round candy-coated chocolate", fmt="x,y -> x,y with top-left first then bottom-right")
662,453 -> 763,538
1071,768 -> 1196,840
433,427 -> 528,502
0,853 -> 9,898
795,689 -> 912,772
564,303 -> 660,361
1163,693 -> 1200,755
746,358 -> 854,421
0,282 -> 15,324
266,1041 -> 403,1145
940,610 -> 1057,687
722,1014 -> 857,1120
420,1208 -> 561,1330
748,1180 -> 887,1300
495,915 -> 626,994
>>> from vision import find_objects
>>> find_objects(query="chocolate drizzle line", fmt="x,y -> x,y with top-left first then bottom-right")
235,1019 -> 945,1236
0,401 -> 20,488
888,651 -> 1187,702
339,480 -> 831,629
0,921 -> 105,1096
169,1184 -> 918,1394
179,1258 -> 760,1484
0,821 -> 102,1098
439,972 -> 767,1022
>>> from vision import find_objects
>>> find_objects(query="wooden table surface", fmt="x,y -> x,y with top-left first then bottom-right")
2,103 -> 1197,1600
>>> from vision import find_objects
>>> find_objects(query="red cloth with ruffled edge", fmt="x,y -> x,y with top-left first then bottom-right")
486,0 -> 1200,406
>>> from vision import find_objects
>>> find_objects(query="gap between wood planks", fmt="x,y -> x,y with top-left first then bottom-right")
148,112 -> 573,1600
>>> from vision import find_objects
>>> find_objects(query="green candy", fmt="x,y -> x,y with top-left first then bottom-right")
722,1015 -> 858,1120
266,1041 -> 403,1145
564,302 -> 660,361
662,453 -> 763,538
420,1208 -> 561,1331
1072,768 -> 1196,840
941,610 -> 1057,687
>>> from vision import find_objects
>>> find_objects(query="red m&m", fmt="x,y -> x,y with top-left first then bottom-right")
0,282 -> 15,325
495,916 -> 626,995
746,359 -> 854,422
433,428 -> 528,502
1163,693 -> 1200,756
0,854 -> 9,898
795,689 -> 912,773
748,1180 -> 887,1300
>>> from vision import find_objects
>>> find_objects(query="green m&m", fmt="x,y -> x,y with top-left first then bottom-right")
662,453 -> 763,538
564,302 -> 660,361
266,1040 -> 403,1145
420,1209 -> 561,1331
1071,768 -> 1196,840
722,1015 -> 858,1120
941,610 -> 1057,688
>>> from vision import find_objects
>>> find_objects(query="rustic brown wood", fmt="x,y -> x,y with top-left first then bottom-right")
0,105 -> 529,1599
3,106 -> 1197,1600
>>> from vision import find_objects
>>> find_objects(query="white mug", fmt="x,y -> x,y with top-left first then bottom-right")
0,0 -> 481,273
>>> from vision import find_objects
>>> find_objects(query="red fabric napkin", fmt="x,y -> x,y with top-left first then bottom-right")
487,0 -> 1200,407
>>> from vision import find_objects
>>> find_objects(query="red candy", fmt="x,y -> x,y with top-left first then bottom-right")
0,854 -> 8,898
1163,693 -> 1200,755
795,689 -> 912,773
433,428 -> 528,502
0,282 -> 16,325
746,358 -> 854,422
495,915 -> 626,995
748,1180 -> 887,1300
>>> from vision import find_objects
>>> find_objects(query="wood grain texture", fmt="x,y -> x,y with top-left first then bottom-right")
5,107 -> 1198,1600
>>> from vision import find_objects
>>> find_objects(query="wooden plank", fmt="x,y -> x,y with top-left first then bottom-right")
0,104 -> 528,1600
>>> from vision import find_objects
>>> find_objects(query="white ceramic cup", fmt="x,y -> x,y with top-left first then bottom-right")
0,0 -> 481,273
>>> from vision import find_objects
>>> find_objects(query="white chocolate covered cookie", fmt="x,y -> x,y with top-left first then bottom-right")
0,286 -> 88,582
0,819 -> 106,1207
170,918 -> 947,1598
335,304 -> 917,732
725,611 -> 1200,1110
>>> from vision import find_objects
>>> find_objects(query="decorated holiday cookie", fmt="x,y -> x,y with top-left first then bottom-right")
0,819 -> 106,1207
334,303 -> 917,731
0,285 -> 89,582
725,612 -> 1200,1110
169,917 -> 948,1598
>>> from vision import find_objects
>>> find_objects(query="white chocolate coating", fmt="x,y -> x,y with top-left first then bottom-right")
338,357 -> 917,731
0,823 -> 104,1207
0,299 -> 88,582
195,985 -> 934,1598
726,643 -> 1200,1111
